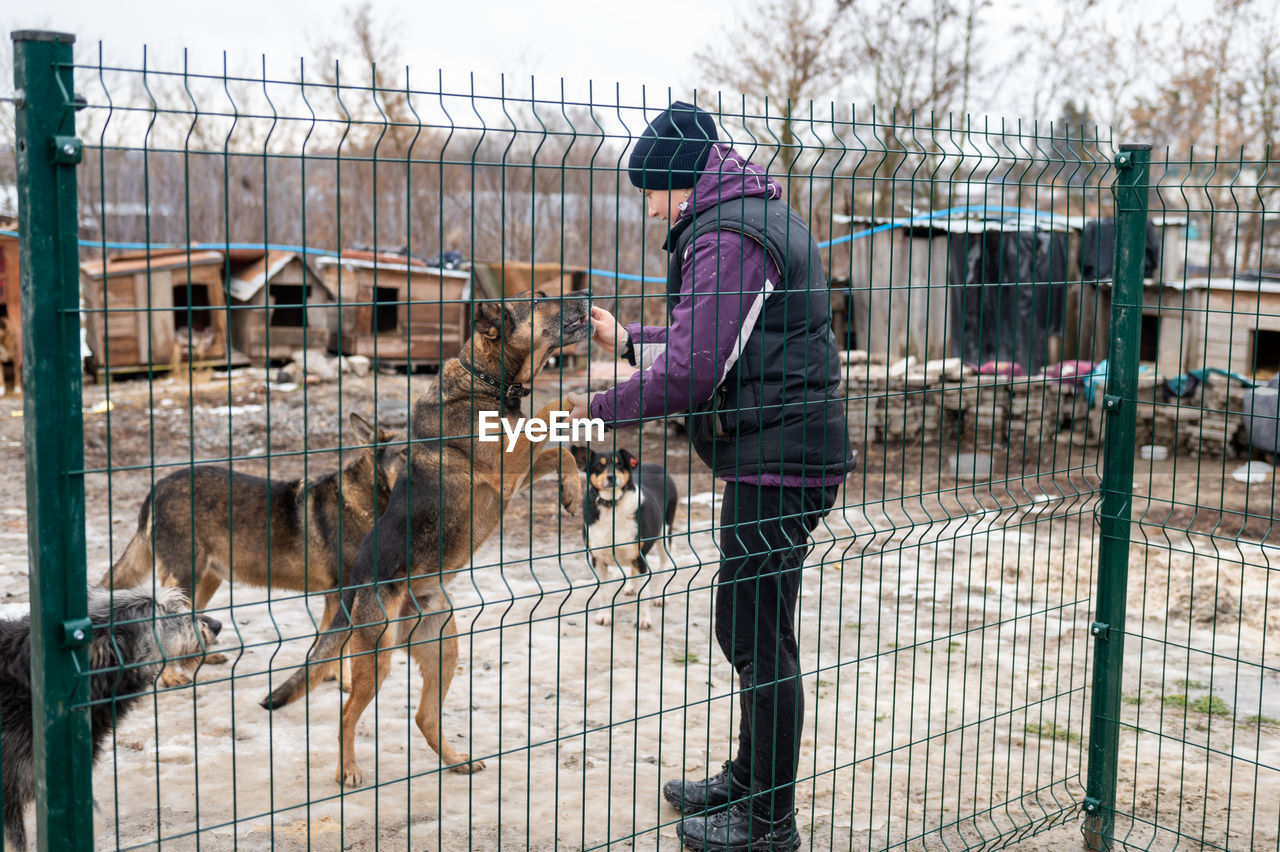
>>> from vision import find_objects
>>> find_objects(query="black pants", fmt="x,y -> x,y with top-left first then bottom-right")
714,481 -> 841,820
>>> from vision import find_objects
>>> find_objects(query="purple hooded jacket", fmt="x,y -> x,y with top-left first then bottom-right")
589,144 -> 847,488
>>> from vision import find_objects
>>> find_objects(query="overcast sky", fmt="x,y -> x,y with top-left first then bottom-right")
13,0 -> 1231,129
26,0 -> 724,107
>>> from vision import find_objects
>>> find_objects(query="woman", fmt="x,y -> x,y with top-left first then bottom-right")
566,100 -> 855,852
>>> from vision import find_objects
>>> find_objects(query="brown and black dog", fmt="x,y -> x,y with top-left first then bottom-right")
0,315 -> 20,396
261,291 -> 589,787
99,412 -> 401,687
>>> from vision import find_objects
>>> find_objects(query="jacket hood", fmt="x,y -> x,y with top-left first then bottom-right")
677,144 -> 784,223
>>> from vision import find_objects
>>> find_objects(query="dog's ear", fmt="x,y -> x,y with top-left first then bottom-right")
349,411 -> 376,444
570,445 -> 591,471
473,300 -> 514,341
618,448 -> 638,469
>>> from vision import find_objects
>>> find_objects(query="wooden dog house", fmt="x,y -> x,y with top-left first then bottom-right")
79,249 -> 231,374
1173,276 -> 1280,379
318,250 -> 471,367
835,215 -> 951,359
227,250 -> 335,363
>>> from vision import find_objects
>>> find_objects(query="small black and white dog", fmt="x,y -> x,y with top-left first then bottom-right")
1,586 -> 221,851
571,446 -> 678,630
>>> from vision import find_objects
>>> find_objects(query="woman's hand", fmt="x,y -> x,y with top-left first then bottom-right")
588,306 -> 627,354
567,392 -> 591,422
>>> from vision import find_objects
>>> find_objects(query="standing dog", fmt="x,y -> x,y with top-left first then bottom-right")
571,445 -> 678,630
261,291 -> 589,787
1,586 -> 221,851
98,412 -> 401,687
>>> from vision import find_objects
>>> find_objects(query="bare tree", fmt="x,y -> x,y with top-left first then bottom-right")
695,0 -> 851,205
1129,0 -> 1279,271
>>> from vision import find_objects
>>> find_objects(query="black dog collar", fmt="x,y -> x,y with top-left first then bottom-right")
458,357 -> 532,402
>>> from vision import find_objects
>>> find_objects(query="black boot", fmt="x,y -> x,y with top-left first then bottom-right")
662,761 -> 750,814
676,801 -> 802,851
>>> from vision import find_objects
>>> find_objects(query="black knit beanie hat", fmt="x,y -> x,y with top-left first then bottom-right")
627,101 -> 718,190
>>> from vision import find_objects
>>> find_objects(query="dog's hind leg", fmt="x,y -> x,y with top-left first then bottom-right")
98,527 -> 153,590
406,607 -> 485,773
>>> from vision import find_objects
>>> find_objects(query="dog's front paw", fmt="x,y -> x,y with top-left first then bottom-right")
594,611 -> 613,627
159,666 -> 193,688
560,474 -> 581,515
638,613 -> 653,630
337,763 -> 365,787
203,652 -> 229,665
450,755 -> 486,774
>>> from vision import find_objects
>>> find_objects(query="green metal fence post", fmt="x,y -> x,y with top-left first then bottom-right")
12,29 -> 94,852
1083,142 -> 1151,852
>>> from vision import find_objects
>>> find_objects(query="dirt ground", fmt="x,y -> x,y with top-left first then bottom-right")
0,365 -> 1276,851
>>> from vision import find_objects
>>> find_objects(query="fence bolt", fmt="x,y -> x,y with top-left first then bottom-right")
51,134 -> 82,164
1102,394 -> 1122,413
1090,621 -> 1110,638
62,617 -> 92,647
1116,153 -> 1130,168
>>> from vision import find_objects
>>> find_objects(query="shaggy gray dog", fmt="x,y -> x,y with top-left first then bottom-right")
1,586 -> 221,850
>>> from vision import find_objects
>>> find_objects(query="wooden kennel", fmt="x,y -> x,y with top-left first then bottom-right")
318,250 -> 471,367
226,250 -> 335,363
79,249 -> 231,375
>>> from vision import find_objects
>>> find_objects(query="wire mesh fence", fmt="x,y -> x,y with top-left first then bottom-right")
2,28 -> 1277,852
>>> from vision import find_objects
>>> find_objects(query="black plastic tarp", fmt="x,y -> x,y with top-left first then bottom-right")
947,229 -> 1069,374
1080,218 -> 1161,281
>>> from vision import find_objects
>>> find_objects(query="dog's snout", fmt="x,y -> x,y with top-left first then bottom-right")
204,616 -> 223,637
604,474 -> 616,487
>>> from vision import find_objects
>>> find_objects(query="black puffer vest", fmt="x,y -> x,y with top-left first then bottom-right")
665,196 -> 856,481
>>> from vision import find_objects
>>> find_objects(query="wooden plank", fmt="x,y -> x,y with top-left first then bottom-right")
146,269 -> 174,364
